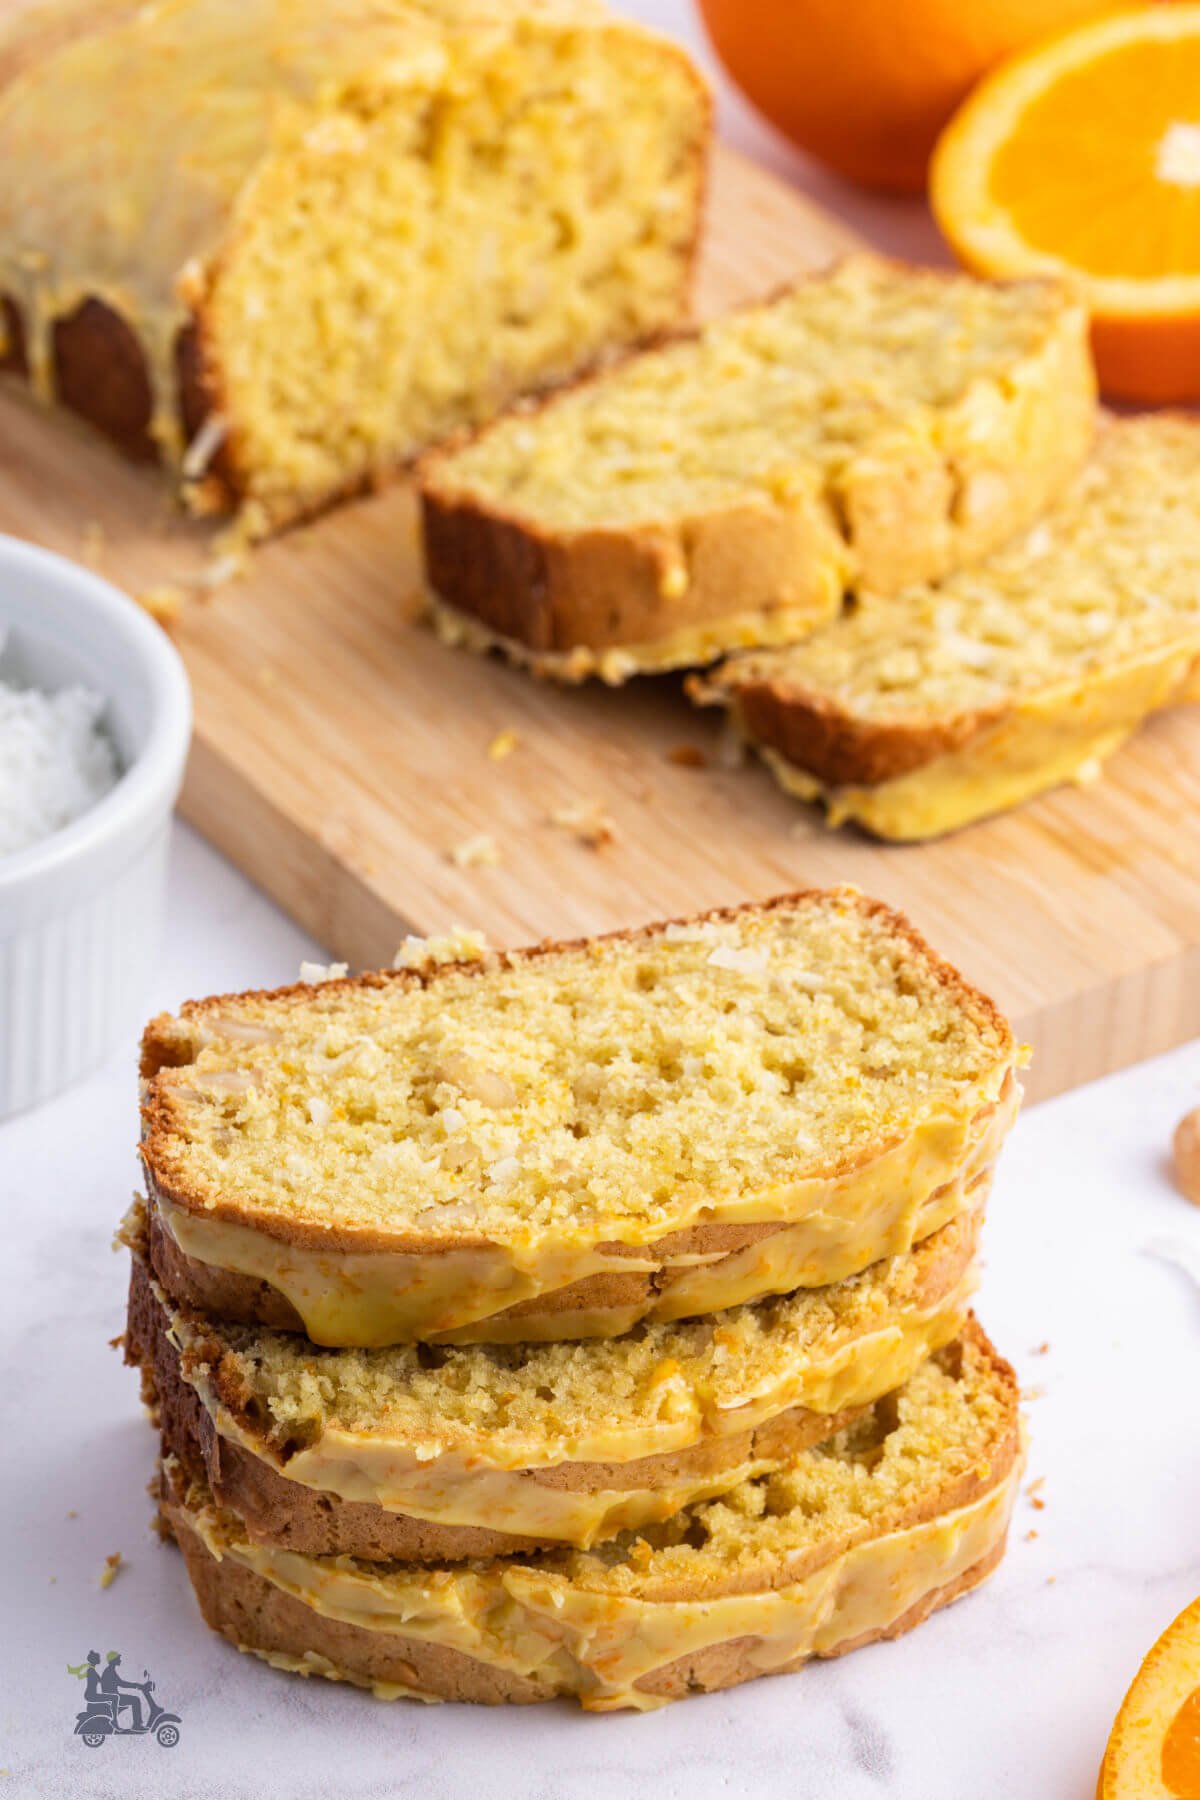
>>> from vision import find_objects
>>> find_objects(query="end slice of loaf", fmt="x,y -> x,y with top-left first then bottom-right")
160,1321 -> 1022,1710
0,0 -> 708,532
418,256 -> 1094,681
138,889 -> 1018,1347
694,415 -> 1200,841
125,1207 -> 979,1558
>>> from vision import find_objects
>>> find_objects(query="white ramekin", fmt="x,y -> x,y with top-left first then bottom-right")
0,536 -> 192,1118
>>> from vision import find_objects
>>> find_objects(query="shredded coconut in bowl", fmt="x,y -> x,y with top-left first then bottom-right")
0,638 -> 120,856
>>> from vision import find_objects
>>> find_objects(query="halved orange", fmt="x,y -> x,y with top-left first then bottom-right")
1098,1595 -> 1200,1799
931,6 -> 1200,402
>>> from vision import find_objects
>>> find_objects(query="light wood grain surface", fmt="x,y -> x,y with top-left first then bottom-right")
1,144 -> 1197,1104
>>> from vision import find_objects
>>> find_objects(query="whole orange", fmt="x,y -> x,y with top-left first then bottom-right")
697,0 -> 1141,193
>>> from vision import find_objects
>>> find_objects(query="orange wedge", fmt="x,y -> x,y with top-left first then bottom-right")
931,6 -> 1200,402
1098,1595 -> 1200,1799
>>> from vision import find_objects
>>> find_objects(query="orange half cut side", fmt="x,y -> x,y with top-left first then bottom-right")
1098,1595 -> 1200,1799
932,6 -> 1200,401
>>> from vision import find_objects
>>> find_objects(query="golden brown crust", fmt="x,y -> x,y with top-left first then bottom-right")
0,284 -> 395,525
418,285 -> 816,664
143,1156 -> 993,1340
0,291 -> 234,489
145,1204 -> 304,1329
136,1289 -> 562,1563
166,1504 -> 555,1704
138,888 -> 1014,1258
692,410 -> 1200,796
701,667 -> 1010,790
420,429 -> 840,661
129,1252 -> 555,1561
141,1189 -> 805,1329
156,1315 -> 1019,1558
168,1501 -> 1004,1705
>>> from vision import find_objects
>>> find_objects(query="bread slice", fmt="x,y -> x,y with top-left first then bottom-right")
139,890 -> 1019,1347
694,415 -> 1200,841
126,1205 -> 979,1559
159,1321 -> 1022,1710
418,256 -> 1094,681
0,0 -> 707,533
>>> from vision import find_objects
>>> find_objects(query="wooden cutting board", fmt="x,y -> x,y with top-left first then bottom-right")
2,144 -> 1197,1106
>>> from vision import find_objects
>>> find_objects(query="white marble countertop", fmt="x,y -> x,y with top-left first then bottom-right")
3,826 -> 1200,1800
4,5 -> 1200,1794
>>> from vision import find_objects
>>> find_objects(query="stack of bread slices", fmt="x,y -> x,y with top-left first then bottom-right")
121,889 -> 1026,1712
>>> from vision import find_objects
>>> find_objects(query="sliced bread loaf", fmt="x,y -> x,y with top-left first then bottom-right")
126,1206 -> 979,1557
139,891 -> 1019,1346
160,1321 -> 1021,1709
418,256 -> 1094,680
0,0 -> 707,533
694,415 -> 1200,840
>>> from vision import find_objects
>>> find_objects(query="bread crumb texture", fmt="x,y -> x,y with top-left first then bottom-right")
423,258 -> 1079,529
98,1552 -> 123,1589
141,891 -> 1011,1242
551,1331 -> 1011,1598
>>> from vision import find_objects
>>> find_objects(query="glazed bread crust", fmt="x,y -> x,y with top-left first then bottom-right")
167,1500 -> 1005,1706
143,1158 -> 997,1344
418,258 -> 1094,679
0,296 -> 214,469
137,891 -> 1017,1345
138,1293 -> 867,1563
156,1322 -> 1021,1709
127,1207 -> 978,1558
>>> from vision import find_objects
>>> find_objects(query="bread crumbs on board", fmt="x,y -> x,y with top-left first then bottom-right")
448,833 -> 501,869
549,799 -> 614,849
487,729 -> 520,761
135,584 -> 185,628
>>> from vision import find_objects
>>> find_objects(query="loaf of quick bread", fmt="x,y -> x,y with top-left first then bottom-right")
419,257 -> 1094,679
138,891 -> 1019,1347
0,0 -> 708,534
